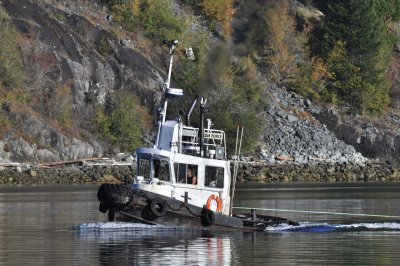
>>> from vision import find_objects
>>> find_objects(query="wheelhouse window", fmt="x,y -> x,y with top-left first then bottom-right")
174,163 -> 198,185
153,158 -> 170,181
205,166 -> 224,188
138,157 -> 150,179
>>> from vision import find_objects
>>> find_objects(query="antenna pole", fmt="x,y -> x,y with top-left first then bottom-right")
155,40 -> 179,148
161,41 -> 177,124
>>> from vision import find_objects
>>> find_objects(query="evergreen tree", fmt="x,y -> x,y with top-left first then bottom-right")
375,0 -> 400,21
316,0 -> 395,113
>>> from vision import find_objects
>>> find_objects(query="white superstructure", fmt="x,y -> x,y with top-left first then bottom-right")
130,40 -> 232,215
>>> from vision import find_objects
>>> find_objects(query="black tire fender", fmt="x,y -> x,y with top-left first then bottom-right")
97,183 -> 132,205
99,203 -> 108,213
149,198 -> 168,217
201,208 -> 215,226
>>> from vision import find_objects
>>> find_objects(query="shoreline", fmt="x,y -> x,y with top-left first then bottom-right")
236,161 -> 400,183
0,165 -> 133,185
0,161 -> 399,185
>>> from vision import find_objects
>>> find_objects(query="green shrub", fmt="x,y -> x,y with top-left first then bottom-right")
174,59 -> 201,92
96,36 -> 113,56
53,11 -> 66,22
232,56 -> 266,108
108,0 -> 187,41
0,114 -> 10,135
0,8 -> 24,88
203,57 -> 264,155
53,82 -> 73,129
181,0 -> 234,36
208,94 -> 262,155
174,41 -> 207,92
0,87 -> 24,102
95,90 -> 151,151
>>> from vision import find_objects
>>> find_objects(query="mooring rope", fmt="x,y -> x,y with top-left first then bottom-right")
233,206 -> 400,219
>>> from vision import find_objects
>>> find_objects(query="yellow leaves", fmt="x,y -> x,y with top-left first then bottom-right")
328,40 -> 347,62
202,0 -> 234,36
265,0 -> 291,45
264,0 -> 303,86
131,0 -> 140,17
310,57 -> 333,92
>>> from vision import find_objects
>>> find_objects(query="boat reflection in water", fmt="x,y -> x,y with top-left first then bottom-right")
84,224 -> 239,266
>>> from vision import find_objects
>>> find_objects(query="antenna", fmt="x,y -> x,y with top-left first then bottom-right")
162,39 -> 179,90
155,40 -> 183,149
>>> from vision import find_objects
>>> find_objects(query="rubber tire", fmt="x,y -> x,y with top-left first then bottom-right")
99,202 -> 109,213
97,183 -> 133,206
150,198 -> 168,217
201,208 -> 215,226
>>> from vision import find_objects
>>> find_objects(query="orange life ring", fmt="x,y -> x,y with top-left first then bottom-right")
205,195 -> 222,212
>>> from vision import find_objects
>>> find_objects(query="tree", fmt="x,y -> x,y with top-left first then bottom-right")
202,0 -> 234,36
205,56 -> 265,154
316,0 -> 395,113
375,0 -> 400,21
96,90 -> 151,151
262,0 -> 310,90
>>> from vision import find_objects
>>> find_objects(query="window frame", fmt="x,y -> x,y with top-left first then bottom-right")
174,163 -> 198,186
204,165 -> 225,188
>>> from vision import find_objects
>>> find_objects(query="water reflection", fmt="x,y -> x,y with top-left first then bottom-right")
75,226 -> 240,266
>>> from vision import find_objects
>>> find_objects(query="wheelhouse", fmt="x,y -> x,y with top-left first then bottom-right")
132,118 -> 232,215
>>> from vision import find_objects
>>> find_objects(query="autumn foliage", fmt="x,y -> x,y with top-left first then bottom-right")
202,0 -> 234,36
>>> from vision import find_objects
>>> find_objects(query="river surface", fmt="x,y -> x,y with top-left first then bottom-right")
1,183 -> 400,265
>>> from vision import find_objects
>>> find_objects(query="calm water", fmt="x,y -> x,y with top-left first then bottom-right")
1,183 -> 400,265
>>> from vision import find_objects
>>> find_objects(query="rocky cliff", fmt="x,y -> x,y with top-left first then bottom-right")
0,0 -> 399,168
0,0 -> 164,163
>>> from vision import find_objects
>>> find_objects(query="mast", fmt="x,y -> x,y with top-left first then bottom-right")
161,39 -> 177,124
155,39 -> 182,148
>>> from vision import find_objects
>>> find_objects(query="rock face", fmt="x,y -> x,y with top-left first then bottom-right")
1,112 -> 99,162
261,85 -> 367,166
260,82 -> 400,166
312,109 -> 400,165
0,0 -> 164,163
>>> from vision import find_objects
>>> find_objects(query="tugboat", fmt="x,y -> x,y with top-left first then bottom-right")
97,40 -> 298,231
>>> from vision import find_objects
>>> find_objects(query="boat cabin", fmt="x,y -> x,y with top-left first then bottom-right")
132,119 -> 232,215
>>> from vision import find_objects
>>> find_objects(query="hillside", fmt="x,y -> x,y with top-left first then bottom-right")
0,0 -> 161,162
0,0 -> 399,166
